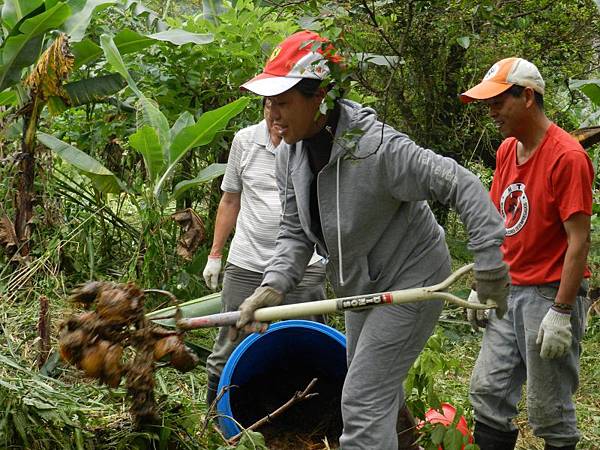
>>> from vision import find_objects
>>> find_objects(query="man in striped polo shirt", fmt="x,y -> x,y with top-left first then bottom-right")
202,99 -> 326,406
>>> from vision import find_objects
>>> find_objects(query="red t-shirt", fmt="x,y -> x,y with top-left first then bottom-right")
490,123 -> 594,285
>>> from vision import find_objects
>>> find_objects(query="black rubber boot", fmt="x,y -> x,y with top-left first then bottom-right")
473,421 -> 518,450
206,374 -> 220,409
396,404 -> 421,450
544,444 -> 576,450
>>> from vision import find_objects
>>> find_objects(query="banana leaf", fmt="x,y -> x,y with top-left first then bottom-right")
172,163 -> 226,200
62,0 -> 116,42
63,72 -> 126,106
37,132 -> 126,194
1,0 -> 44,30
129,125 -> 164,182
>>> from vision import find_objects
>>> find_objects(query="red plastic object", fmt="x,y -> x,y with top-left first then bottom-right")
420,403 -> 473,450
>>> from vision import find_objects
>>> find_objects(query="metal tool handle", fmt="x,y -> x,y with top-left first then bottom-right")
177,263 -> 490,330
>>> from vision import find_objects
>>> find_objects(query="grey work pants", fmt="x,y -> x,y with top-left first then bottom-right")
339,259 -> 451,450
205,262 -> 326,380
470,284 -> 590,447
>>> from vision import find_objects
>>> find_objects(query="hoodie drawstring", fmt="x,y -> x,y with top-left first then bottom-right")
281,146 -> 291,222
336,157 -> 345,286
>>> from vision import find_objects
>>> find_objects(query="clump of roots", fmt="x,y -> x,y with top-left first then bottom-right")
59,281 -> 199,427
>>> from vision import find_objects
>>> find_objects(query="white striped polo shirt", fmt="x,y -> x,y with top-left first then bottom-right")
222,120 -> 278,272
223,121 -> 321,273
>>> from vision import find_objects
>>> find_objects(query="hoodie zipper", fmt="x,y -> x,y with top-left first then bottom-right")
316,157 -> 345,287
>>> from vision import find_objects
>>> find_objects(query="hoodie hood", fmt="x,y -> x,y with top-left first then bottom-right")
328,99 -> 378,162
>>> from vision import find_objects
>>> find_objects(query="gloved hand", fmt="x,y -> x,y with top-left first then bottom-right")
229,286 -> 283,341
474,263 -> 510,319
467,289 -> 489,332
536,307 -> 572,359
202,255 -> 222,291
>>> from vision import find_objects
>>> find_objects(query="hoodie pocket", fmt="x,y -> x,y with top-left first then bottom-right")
365,254 -> 384,283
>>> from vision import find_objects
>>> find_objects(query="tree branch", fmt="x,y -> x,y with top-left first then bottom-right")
359,0 -> 403,60
227,378 -> 320,444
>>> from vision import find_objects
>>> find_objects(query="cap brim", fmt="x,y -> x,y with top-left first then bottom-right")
241,73 -> 303,96
459,80 -> 513,103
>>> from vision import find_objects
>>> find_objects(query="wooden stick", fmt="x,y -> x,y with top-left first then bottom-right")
227,378 -> 320,444
199,384 -> 236,439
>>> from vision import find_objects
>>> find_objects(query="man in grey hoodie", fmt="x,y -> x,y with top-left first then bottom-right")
234,30 -> 509,450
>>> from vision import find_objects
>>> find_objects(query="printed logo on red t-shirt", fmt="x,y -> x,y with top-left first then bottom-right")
499,182 -> 529,236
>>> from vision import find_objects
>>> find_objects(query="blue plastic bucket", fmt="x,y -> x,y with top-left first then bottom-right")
217,320 -> 347,439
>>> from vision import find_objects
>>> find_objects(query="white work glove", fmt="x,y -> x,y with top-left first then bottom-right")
473,263 -> 510,319
202,256 -> 222,291
467,289 -> 489,332
536,308 -> 572,359
229,286 -> 284,341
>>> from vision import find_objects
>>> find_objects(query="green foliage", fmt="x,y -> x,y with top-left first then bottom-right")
40,97 -> 247,203
0,354 -> 94,448
71,28 -> 162,69
570,78 -> 600,107
1,0 -> 45,30
141,0 -> 295,120
37,87 -> 245,290
217,430 -> 268,450
154,97 -> 248,199
63,72 -> 127,105
40,32 -> 248,202
419,420 -> 478,450
405,330 -> 461,418
62,0 -> 116,42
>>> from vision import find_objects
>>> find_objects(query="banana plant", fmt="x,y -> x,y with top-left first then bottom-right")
0,0 -> 214,258
38,33 -> 249,205
37,98 -> 249,202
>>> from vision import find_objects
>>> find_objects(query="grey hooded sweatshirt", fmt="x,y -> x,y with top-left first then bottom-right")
262,99 -> 505,297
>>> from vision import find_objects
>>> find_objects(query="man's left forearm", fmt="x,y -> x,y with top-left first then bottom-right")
556,214 -> 591,306
556,247 -> 588,306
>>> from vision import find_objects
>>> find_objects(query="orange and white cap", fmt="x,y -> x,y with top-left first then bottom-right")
241,30 -> 341,97
460,57 -> 545,103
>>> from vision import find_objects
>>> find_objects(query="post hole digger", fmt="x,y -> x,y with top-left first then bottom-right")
175,263 -> 494,331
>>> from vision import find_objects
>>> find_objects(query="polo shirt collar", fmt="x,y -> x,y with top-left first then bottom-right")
253,119 -> 277,154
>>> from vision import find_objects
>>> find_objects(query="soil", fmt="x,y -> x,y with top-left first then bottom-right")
230,360 -> 343,450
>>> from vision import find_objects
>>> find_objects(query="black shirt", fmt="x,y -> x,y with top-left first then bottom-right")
303,103 -> 340,248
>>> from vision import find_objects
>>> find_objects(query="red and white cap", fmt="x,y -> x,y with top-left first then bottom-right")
460,57 -> 545,103
241,30 -> 341,96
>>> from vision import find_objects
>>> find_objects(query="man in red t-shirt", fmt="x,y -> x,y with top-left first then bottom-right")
461,58 -> 594,450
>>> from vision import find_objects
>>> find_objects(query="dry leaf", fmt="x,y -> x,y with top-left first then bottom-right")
172,208 -> 205,261
571,126 -> 600,149
0,214 -> 18,252
24,33 -> 74,102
